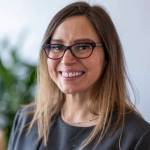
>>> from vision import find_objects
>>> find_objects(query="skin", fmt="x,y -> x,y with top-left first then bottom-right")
47,16 -> 105,126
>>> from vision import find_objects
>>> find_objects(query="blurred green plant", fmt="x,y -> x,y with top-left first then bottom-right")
0,37 -> 37,144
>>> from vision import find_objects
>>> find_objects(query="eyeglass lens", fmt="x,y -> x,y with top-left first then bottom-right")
45,43 -> 94,59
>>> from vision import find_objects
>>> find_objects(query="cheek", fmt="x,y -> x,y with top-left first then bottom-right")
91,53 -> 105,78
47,60 -> 58,79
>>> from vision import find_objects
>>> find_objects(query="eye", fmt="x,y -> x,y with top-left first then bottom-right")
74,43 -> 92,51
50,44 -> 64,52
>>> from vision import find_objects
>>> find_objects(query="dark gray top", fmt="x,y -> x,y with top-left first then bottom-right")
8,105 -> 150,150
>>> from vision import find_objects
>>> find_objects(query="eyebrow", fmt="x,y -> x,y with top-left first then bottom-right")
50,38 -> 97,44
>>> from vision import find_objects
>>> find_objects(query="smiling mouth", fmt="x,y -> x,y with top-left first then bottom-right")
59,71 -> 85,78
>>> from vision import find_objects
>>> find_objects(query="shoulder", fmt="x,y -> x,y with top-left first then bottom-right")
121,110 -> 150,149
124,110 -> 150,134
19,103 -> 35,115
12,103 -> 35,131
8,103 -> 37,150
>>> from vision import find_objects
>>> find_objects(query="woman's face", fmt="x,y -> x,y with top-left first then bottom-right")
47,16 -> 105,94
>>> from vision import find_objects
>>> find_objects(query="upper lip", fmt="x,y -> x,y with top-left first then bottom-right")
58,68 -> 85,73
58,71 -> 85,75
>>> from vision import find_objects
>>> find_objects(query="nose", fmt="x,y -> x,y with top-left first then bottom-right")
61,49 -> 77,65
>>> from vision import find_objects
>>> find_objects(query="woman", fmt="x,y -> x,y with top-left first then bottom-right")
8,2 -> 150,150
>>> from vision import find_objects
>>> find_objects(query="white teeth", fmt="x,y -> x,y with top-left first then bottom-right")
61,72 -> 83,78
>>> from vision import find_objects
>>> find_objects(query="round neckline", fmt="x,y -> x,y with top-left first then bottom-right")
58,114 -> 96,129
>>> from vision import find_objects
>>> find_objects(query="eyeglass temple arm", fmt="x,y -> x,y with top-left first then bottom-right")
96,43 -> 103,47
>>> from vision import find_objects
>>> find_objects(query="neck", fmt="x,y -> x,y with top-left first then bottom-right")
61,93 -> 99,127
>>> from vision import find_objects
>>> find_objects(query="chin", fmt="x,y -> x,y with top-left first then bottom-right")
60,87 -> 89,95
61,89 -> 78,94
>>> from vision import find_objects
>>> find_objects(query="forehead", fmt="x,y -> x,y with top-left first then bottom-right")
51,16 -> 100,43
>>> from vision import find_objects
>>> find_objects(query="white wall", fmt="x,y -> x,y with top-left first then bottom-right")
0,0 -> 150,122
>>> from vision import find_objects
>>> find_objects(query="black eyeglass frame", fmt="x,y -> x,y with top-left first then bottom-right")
43,41 -> 103,60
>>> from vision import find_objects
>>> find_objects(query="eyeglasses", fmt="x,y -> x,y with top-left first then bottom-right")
43,41 -> 103,60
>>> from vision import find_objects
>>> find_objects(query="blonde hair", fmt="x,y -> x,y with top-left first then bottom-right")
30,2 -> 136,149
